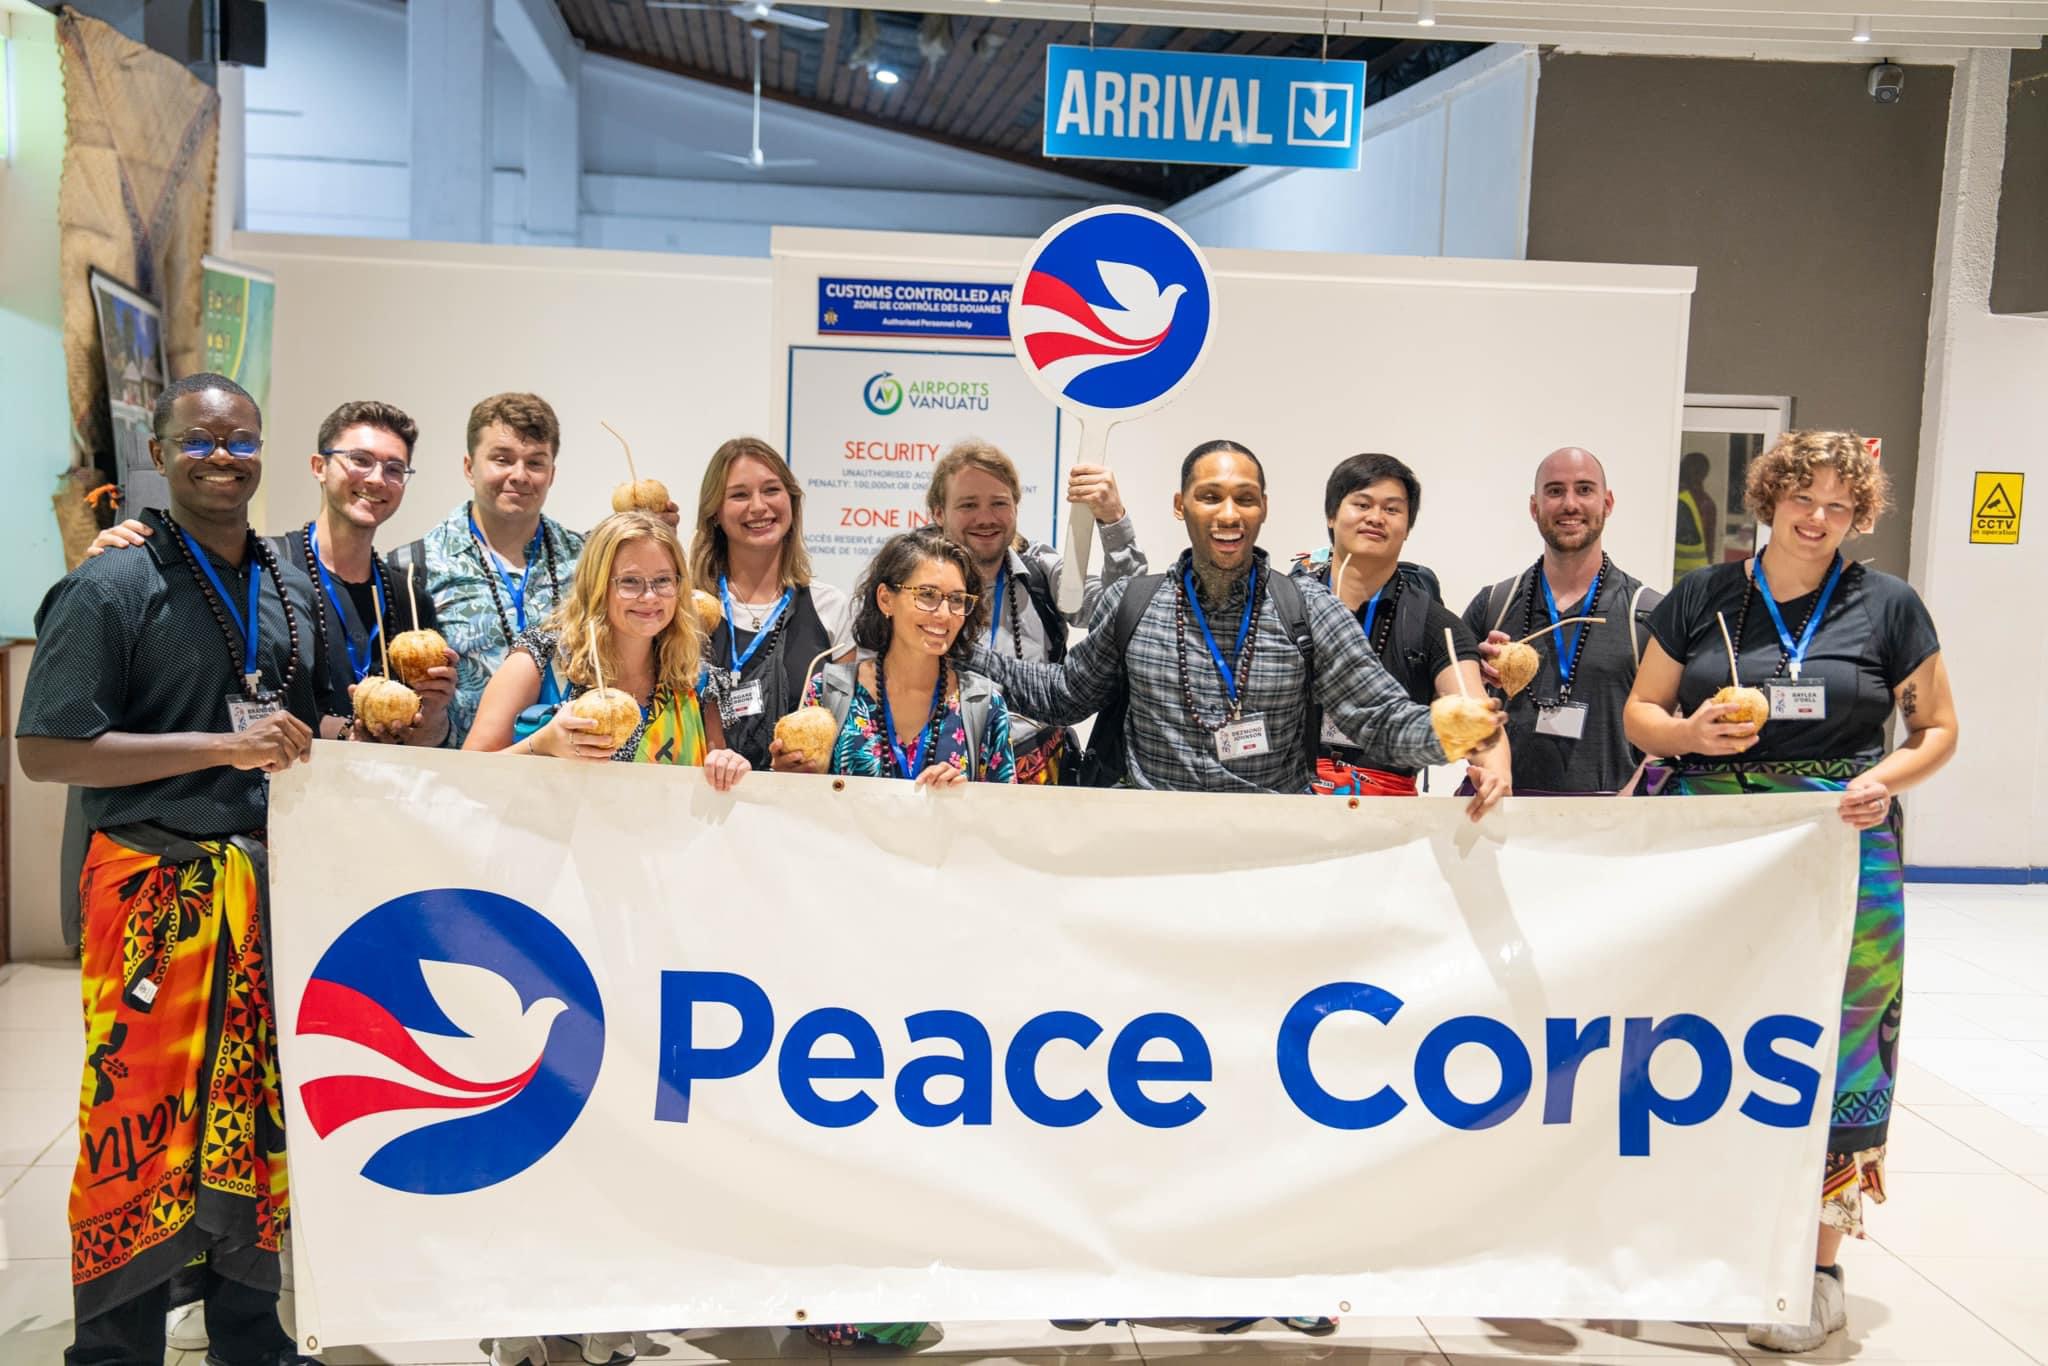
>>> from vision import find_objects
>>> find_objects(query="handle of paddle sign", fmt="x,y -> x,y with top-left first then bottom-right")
1058,418 -> 1114,616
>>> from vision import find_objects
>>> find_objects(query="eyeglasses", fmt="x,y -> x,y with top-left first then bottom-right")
613,574 -> 681,599
172,430 -> 262,460
890,583 -> 978,617
321,447 -> 416,484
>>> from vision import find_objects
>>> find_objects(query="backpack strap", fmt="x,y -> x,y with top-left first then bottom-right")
1486,572 -> 1522,635
388,536 -> 430,583
1263,570 -> 1319,771
1628,584 -> 1650,666
1076,574 -> 1166,788
1014,556 -> 1069,662
817,660 -> 861,735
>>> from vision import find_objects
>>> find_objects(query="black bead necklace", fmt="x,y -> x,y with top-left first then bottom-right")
465,505 -> 561,649
301,522 -> 391,673
874,649 -> 949,778
1004,563 -> 1027,658
163,510 -> 302,699
1522,553 -> 1609,702
1175,568 -> 1265,729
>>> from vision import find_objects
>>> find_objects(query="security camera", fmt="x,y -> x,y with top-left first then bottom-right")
1867,63 -> 1904,104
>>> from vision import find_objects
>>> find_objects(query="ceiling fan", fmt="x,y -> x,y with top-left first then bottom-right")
639,0 -> 827,33
704,24 -> 820,171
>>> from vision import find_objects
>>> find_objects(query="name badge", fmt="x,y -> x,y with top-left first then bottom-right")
226,694 -> 283,732
1535,701 -> 1589,740
1214,713 -> 1271,763
1770,683 -> 1827,720
726,681 -> 766,719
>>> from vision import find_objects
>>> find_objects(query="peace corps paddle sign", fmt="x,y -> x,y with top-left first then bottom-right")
1009,206 -> 1217,607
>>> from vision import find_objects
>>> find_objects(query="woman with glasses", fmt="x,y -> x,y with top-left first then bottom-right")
1625,431 -> 1958,1356
464,511 -> 749,789
785,530 -> 1015,784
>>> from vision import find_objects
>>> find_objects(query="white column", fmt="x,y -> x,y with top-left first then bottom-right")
408,0 -> 493,243
1903,49 -> 2044,875
523,49 -> 582,246
211,61 -> 246,255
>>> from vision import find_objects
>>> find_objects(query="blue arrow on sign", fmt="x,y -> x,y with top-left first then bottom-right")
1042,45 -> 1365,171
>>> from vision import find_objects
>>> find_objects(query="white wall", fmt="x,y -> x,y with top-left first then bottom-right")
224,233 -> 774,548
242,0 -> 1136,254
1167,44 -> 1537,261
770,226 -> 1692,608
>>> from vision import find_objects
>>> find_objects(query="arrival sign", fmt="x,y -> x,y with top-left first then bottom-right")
1042,46 -> 1366,170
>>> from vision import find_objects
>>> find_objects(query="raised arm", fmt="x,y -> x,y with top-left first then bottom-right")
971,579 -> 1132,725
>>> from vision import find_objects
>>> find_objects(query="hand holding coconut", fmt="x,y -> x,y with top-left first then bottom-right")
1430,628 -> 1505,762
349,572 -> 425,742
1685,612 -> 1764,756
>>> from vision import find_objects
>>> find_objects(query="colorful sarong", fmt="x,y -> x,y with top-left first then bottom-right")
1013,725 -> 1071,787
1669,760 -> 1902,1235
71,827 -> 287,1319
634,686 -> 710,765
1311,756 -> 1418,798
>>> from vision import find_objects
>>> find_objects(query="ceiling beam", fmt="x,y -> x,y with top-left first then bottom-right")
494,0 -> 579,88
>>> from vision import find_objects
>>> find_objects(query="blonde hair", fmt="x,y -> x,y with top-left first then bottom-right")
688,437 -> 813,590
925,438 -> 1027,552
1744,429 -> 1890,534
547,512 -> 701,696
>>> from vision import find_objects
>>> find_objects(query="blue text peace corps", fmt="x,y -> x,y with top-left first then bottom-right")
654,973 -> 1827,1156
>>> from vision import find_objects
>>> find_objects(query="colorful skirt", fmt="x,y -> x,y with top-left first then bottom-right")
1311,755 -> 1418,798
1670,760 -> 1901,1235
70,826 -> 287,1318
1013,725 -> 1073,787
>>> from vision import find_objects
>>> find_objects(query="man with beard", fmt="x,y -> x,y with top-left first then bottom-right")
1461,446 -> 1662,794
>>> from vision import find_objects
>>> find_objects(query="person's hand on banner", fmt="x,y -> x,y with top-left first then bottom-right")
1066,464 -> 1127,525
915,759 -> 968,789
1839,774 -> 1891,830
703,748 -> 752,792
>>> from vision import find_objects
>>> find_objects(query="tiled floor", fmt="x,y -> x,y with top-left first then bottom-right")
4,884 -> 2045,1365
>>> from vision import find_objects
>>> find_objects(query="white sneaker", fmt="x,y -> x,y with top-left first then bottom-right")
1747,1267 -> 1848,1354
166,1300 -> 209,1351
581,1332 -> 637,1364
491,1337 -> 550,1366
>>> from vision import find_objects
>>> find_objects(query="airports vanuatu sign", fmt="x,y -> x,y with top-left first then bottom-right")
1042,45 -> 1366,171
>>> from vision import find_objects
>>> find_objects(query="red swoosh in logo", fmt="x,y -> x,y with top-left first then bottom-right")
1020,270 -> 1171,370
298,978 -> 546,1138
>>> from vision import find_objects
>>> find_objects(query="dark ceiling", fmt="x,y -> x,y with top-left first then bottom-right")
563,1 -> 1480,198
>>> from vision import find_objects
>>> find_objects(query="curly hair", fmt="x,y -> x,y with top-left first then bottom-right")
544,511 -> 701,696
1744,429 -> 1890,534
688,436 -> 815,590
850,529 -> 988,666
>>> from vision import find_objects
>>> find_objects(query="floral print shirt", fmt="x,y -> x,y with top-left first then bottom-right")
413,503 -> 585,746
800,664 -> 1016,783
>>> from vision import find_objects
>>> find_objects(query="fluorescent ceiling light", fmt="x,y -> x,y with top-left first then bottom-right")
874,67 -> 901,84
1417,0 -> 1437,27
1852,15 -> 1872,42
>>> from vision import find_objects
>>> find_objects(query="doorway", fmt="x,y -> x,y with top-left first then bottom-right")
1675,394 -> 1792,577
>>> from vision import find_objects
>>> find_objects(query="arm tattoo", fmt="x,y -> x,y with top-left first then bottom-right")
1901,682 -> 1918,719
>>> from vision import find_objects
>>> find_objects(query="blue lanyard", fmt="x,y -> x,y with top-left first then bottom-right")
719,577 -> 794,673
878,665 -> 947,779
1183,565 -> 1257,703
179,527 -> 263,689
468,512 -> 543,632
307,523 -> 385,683
1539,565 -> 1603,688
986,565 -> 1008,649
1754,553 -> 1844,681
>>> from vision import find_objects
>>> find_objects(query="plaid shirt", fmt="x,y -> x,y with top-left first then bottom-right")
974,549 -> 1443,794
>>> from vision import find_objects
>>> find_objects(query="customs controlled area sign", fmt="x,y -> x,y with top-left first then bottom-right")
1970,471 -> 2023,545
1042,46 -> 1366,170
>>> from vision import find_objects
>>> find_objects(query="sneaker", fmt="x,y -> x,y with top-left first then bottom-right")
1280,1317 -> 1338,1336
1746,1266 -> 1848,1354
166,1300 -> 209,1351
203,1353 -> 319,1366
491,1337 -> 550,1366
581,1332 -> 637,1365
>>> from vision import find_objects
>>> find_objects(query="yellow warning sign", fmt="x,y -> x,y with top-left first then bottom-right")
1971,471 -> 2023,545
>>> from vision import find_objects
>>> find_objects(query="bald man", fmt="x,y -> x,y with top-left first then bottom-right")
1461,447 -> 1663,794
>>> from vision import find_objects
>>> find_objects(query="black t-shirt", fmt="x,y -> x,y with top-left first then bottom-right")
20,509 -> 333,838
704,586 -> 832,770
1462,558 -> 1662,793
1300,563 -> 1476,778
1647,559 -> 1939,765
277,527 -> 440,702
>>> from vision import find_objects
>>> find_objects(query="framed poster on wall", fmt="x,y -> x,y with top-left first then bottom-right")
202,255 -> 277,420
88,268 -> 170,513
785,346 -> 1063,593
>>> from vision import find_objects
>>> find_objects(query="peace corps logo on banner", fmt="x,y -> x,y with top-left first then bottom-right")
1010,205 -> 1215,416
294,890 -> 605,1195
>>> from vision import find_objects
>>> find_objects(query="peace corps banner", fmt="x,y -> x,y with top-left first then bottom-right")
268,746 -> 1857,1350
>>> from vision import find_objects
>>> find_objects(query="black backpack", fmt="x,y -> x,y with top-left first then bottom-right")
1013,556 -> 1069,663
1077,570 -> 1317,788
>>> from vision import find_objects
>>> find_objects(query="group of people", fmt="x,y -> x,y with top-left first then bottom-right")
17,372 -> 1957,1366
